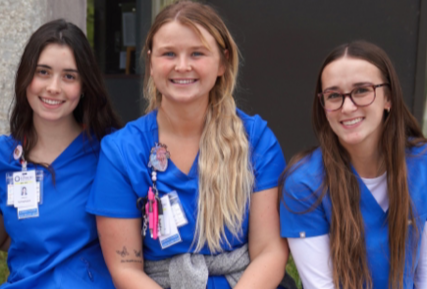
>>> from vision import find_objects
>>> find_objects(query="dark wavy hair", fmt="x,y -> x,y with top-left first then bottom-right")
281,40 -> 426,289
10,19 -> 121,164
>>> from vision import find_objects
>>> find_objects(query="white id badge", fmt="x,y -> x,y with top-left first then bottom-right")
6,170 -> 43,220
12,170 -> 37,209
159,195 -> 182,249
6,170 -> 44,206
168,191 -> 188,227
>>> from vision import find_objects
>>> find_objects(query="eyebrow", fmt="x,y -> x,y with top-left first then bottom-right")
323,82 -> 373,91
36,64 -> 79,73
156,45 -> 210,51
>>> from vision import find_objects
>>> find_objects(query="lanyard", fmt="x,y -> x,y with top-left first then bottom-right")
137,143 -> 170,240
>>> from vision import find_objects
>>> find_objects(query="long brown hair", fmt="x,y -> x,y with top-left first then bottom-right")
142,1 -> 254,253
10,19 -> 121,166
282,41 -> 426,289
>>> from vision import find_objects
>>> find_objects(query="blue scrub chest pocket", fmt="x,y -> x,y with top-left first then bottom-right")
6,170 -> 44,220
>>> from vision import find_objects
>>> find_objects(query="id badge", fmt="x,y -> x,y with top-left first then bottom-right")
168,191 -> 188,227
159,195 -> 182,249
6,170 -> 44,219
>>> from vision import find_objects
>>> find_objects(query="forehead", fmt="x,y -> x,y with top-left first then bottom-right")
152,20 -> 217,50
38,44 -> 77,67
321,57 -> 383,89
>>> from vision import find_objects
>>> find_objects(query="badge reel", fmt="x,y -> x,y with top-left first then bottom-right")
6,145 -> 44,220
137,143 -> 188,249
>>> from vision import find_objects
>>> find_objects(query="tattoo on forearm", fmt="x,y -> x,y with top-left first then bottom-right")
116,246 -> 129,258
134,249 -> 142,257
121,259 -> 142,263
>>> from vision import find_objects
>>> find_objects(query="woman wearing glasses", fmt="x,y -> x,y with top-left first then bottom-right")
280,41 -> 427,289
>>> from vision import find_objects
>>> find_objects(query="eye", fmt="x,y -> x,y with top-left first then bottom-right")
191,51 -> 204,57
353,87 -> 371,95
326,92 -> 341,100
163,52 -> 175,57
36,69 -> 49,77
64,74 -> 76,80
63,73 -> 78,81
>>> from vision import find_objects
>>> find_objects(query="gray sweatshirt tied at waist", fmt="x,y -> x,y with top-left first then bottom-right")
144,244 -> 297,289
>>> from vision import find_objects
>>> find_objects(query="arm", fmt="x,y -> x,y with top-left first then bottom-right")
415,221 -> 427,287
96,216 -> 162,289
235,187 -> 288,289
0,214 -> 10,252
288,235 -> 335,289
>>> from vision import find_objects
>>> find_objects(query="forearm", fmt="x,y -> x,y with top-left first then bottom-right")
97,216 -> 162,289
0,236 -> 10,252
111,267 -> 162,289
0,215 -> 9,252
235,239 -> 288,289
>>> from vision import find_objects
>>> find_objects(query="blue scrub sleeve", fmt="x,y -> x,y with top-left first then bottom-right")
86,137 -> 141,218
280,163 -> 330,238
249,116 -> 286,192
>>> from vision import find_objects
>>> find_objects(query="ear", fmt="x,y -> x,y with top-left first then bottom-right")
383,87 -> 391,111
148,50 -> 153,76
217,49 -> 228,76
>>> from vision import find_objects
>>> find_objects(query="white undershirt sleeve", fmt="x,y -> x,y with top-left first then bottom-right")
415,222 -> 427,287
288,235 -> 335,289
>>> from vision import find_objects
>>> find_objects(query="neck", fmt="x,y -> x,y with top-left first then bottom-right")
158,99 -> 208,138
344,142 -> 384,178
32,116 -> 82,157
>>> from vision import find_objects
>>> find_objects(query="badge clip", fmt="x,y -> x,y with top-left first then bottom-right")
148,143 -> 170,172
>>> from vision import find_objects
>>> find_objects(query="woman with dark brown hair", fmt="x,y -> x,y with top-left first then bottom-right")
280,41 -> 427,288
0,19 -> 121,288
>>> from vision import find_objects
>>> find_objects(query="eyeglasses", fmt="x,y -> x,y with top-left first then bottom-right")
318,83 -> 389,112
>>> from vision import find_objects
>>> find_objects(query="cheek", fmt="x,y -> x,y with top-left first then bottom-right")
325,112 -> 340,132
66,83 -> 82,101
26,78 -> 39,96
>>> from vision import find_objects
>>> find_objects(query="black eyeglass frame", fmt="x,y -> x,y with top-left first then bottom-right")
317,83 -> 390,112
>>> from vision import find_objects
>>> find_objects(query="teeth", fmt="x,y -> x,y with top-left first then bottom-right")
41,97 -> 62,105
342,118 -> 363,126
172,79 -> 195,84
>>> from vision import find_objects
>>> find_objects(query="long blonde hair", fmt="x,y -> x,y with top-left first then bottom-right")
142,0 -> 254,253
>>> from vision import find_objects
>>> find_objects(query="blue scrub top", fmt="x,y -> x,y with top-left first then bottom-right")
0,134 -> 114,289
87,109 -> 286,288
280,146 -> 427,288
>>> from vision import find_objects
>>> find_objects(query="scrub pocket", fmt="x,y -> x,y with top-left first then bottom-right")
54,245 -> 114,288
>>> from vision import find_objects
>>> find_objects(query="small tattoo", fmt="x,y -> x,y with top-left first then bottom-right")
121,259 -> 142,263
116,246 -> 129,258
134,250 -> 142,257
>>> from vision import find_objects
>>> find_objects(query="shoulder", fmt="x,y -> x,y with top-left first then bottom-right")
100,111 -> 156,155
284,148 -> 324,194
236,108 -> 277,147
406,141 -> 427,158
0,134 -> 18,162
237,109 -> 268,135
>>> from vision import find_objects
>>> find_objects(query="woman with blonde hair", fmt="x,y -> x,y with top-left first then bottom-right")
87,1 -> 292,288
280,41 -> 427,288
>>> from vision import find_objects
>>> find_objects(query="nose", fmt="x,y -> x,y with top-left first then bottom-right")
46,76 -> 61,94
341,94 -> 357,113
175,55 -> 191,72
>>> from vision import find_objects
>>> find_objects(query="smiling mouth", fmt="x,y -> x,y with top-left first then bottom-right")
341,117 -> 363,126
170,79 -> 197,84
39,97 -> 64,105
